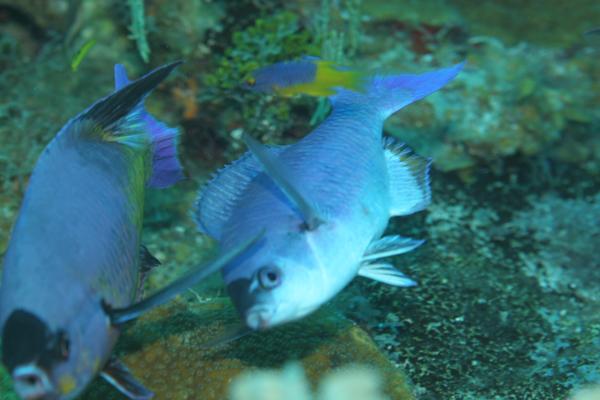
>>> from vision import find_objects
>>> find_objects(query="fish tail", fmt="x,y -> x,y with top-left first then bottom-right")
112,63 -> 184,188
80,61 -> 184,188
330,62 -> 465,119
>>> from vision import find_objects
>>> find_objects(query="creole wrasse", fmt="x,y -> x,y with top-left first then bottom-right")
245,58 -> 367,97
196,62 -> 464,332
0,62 -> 261,400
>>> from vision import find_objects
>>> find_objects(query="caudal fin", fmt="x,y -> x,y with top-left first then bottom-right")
331,62 -> 464,119
78,61 -> 183,188
112,63 -> 184,188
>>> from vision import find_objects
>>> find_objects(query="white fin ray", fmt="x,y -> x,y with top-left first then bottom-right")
384,137 -> 431,216
195,146 -> 286,240
358,263 -> 417,287
362,235 -> 424,262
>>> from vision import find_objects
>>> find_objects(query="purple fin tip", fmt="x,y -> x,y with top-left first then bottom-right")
113,63 -> 183,188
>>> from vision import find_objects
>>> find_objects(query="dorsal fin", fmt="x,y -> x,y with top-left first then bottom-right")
110,63 -> 184,188
384,137 -> 431,216
242,133 -> 324,230
81,61 -> 181,130
194,146 -> 286,240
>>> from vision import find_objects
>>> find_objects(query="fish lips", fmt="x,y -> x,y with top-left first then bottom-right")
13,364 -> 58,400
226,278 -> 276,330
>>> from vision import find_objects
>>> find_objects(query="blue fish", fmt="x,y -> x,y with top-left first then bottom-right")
196,62 -> 464,331
0,62 -> 261,400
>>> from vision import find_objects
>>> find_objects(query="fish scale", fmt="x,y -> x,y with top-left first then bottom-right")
1,61 -> 266,400
195,61 -> 465,332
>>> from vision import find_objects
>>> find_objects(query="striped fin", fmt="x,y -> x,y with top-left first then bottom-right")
81,61 -> 181,130
358,263 -> 417,287
384,137 -> 432,216
363,235 -> 424,262
111,63 -> 184,188
242,133 -> 324,230
195,146 -> 287,240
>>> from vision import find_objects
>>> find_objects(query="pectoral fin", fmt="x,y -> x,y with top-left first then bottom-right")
108,231 -> 264,325
101,357 -> 153,400
242,132 -> 324,230
358,263 -> 417,287
363,235 -> 424,262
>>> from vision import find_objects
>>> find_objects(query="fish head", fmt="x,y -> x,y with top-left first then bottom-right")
1,298 -> 114,399
243,67 -> 278,93
225,237 -> 325,330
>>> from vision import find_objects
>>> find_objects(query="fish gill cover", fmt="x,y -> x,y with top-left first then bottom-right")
0,1 -> 599,400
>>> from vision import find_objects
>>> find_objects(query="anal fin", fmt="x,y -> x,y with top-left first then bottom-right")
363,235 -> 424,262
101,357 -> 153,400
358,263 -> 416,287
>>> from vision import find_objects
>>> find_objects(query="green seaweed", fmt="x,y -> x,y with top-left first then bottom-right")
204,12 -> 317,90
127,0 -> 151,63
197,11 -> 318,157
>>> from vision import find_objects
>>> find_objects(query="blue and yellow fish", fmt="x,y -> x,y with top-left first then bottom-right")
196,62 -> 464,331
0,62 -> 261,400
245,58 -> 367,97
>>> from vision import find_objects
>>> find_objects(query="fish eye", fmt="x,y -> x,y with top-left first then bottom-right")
257,266 -> 282,290
246,77 -> 256,86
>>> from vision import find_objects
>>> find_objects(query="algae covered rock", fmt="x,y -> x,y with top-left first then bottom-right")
80,298 -> 414,400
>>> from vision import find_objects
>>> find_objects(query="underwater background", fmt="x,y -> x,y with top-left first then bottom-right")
0,0 -> 599,399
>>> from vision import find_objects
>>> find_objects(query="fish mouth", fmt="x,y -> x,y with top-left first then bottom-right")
13,364 -> 57,400
245,306 -> 275,331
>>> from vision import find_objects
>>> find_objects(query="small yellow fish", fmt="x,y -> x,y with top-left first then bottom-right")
246,58 -> 366,97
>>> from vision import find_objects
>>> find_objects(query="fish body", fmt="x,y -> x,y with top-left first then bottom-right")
0,62 -> 183,400
196,63 -> 464,330
247,58 -> 366,97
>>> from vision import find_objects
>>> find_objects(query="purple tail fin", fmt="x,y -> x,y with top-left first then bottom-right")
331,62 -> 464,119
114,64 -> 183,188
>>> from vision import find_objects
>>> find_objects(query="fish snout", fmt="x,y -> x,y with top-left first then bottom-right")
13,364 -> 55,400
245,307 -> 274,330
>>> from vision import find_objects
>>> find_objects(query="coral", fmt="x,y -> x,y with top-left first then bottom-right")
570,385 -> 600,400
71,300 -> 413,400
355,167 -> 600,399
503,193 -> 600,302
384,38 -> 599,173
144,0 -> 225,62
229,363 -> 311,400
317,365 -> 389,400
229,363 -> 389,400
